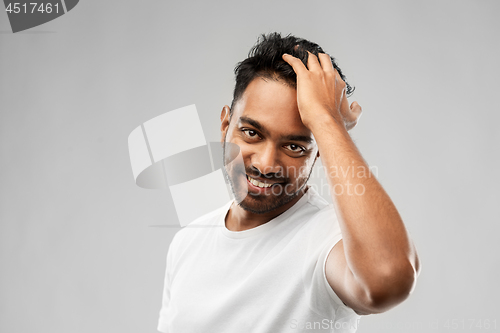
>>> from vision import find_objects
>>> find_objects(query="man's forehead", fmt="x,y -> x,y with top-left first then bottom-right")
230,77 -> 315,139
232,78 -> 298,118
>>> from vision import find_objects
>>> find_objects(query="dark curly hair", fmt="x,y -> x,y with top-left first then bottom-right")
230,32 -> 354,112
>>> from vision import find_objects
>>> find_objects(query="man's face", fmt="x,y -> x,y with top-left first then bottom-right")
220,77 -> 319,214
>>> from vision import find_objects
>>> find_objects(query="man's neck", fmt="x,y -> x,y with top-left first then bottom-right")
225,186 -> 308,232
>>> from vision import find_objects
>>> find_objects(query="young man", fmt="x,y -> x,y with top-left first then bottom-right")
158,33 -> 420,333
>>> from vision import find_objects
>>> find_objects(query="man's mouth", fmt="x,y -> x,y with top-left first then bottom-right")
245,174 -> 283,188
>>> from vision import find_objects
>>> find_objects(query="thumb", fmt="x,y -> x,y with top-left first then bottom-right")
350,101 -> 362,118
345,101 -> 362,131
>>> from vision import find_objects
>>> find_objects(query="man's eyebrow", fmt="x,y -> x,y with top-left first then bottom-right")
239,116 -> 269,135
279,134 -> 314,144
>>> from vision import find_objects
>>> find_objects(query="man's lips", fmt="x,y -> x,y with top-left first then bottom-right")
245,174 -> 285,188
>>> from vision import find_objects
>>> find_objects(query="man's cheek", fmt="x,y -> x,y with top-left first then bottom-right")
284,183 -> 295,196
224,144 -> 246,173
287,166 -> 307,181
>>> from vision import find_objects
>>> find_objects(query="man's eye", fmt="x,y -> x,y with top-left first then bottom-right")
242,129 -> 259,138
285,144 -> 305,153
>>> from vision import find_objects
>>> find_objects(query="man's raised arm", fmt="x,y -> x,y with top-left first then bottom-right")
283,51 -> 420,315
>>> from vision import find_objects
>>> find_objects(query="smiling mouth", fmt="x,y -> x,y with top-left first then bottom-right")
246,174 -> 283,188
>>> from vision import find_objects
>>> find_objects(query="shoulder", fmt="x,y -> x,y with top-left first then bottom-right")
290,189 -> 343,256
169,201 -> 231,250
302,188 -> 340,231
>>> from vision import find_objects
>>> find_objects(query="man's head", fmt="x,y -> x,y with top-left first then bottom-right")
230,32 -> 354,113
221,33 -> 353,214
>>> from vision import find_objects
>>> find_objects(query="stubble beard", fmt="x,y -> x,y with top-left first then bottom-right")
222,139 -> 315,215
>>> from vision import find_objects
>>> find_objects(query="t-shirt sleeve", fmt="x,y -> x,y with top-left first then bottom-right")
302,205 -> 358,320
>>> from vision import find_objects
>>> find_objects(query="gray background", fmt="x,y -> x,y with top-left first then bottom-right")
1,1 -> 499,332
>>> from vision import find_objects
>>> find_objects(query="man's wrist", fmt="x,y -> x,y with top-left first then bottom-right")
306,112 -> 348,137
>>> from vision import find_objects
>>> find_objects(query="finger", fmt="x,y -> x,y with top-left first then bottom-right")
318,53 -> 335,73
282,53 -> 308,76
333,68 -> 347,86
350,101 -> 362,119
345,101 -> 362,131
306,51 -> 322,72
340,92 -> 350,115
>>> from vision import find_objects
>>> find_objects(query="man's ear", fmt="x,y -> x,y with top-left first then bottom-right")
220,105 -> 230,144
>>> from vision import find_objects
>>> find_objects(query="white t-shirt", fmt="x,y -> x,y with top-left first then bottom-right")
158,187 -> 361,333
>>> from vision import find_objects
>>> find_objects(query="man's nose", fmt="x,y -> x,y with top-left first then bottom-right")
252,144 -> 282,176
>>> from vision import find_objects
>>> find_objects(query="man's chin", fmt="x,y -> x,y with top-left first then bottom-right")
237,199 -> 277,215
235,191 -> 299,215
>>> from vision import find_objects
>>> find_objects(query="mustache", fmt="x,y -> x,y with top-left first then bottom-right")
245,166 -> 288,183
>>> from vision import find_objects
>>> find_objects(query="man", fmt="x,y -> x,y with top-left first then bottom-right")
158,33 -> 420,333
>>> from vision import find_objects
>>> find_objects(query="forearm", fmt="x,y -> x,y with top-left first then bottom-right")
310,114 -> 419,297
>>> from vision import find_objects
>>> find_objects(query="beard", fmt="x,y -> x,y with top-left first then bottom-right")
222,140 -> 315,214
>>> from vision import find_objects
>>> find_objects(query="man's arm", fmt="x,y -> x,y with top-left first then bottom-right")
283,52 -> 420,315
